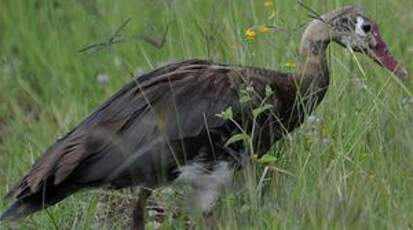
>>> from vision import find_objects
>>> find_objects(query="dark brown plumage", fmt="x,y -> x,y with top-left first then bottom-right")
1,6 -> 407,229
2,59 -> 296,218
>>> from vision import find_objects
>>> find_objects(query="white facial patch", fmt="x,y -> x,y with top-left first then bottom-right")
355,16 -> 367,37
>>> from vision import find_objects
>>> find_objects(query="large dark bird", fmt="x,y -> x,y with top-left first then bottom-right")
1,5 -> 408,230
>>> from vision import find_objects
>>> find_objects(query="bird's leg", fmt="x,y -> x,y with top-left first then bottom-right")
131,187 -> 152,230
202,211 -> 218,230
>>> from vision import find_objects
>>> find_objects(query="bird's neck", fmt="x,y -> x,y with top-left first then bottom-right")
295,19 -> 332,109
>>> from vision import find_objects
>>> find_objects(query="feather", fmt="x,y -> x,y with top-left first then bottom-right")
2,59 -> 293,220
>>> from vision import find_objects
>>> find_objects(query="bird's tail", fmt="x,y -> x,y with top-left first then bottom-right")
1,182 -> 80,222
0,199 -> 41,221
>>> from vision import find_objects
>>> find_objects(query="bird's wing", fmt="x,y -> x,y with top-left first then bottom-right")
6,59 -> 282,200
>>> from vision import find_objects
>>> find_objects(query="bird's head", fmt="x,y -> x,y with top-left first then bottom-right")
324,5 -> 408,79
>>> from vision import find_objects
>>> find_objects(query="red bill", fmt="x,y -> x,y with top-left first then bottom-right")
369,24 -> 408,79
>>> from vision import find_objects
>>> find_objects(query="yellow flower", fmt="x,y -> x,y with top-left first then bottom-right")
258,26 -> 271,33
245,29 -> 257,41
264,0 -> 273,7
285,61 -> 297,68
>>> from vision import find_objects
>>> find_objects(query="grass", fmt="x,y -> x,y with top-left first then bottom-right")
0,0 -> 412,229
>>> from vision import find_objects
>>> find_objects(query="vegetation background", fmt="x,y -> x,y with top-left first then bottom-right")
0,0 -> 412,229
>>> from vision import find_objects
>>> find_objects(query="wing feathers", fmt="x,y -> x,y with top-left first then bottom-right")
4,59 -> 286,208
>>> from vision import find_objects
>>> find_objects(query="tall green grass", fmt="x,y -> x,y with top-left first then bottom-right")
0,0 -> 412,229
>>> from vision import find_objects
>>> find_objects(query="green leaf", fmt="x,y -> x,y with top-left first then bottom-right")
240,94 -> 251,103
265,85 -> 274,97
258,154 -> 278,164
217,107 -> 233,120
239,88 -> 252,103
252,104 -> 273,118
225,133 -> 250,146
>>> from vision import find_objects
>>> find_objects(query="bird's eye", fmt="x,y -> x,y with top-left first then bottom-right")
362,24 -> 371,33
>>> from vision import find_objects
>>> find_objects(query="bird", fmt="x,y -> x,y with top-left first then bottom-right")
0,5 -> 408,230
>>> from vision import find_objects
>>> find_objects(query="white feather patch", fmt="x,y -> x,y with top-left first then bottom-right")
175,161 -> 233,213
355,16 -> 367,37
